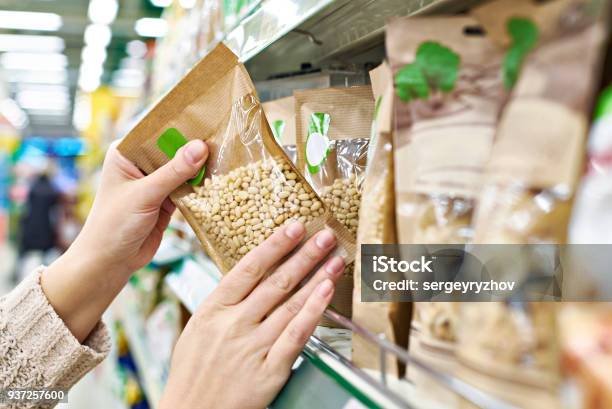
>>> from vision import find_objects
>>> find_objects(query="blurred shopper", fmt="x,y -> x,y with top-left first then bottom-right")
14,170 -> 61,282
0,140 -> 343,409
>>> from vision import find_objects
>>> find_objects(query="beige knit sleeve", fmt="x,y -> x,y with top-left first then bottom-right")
0,267 -> 111,408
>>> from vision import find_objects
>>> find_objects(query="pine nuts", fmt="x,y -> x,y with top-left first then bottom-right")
185,158 -> 324,266
320,174 -> 361,237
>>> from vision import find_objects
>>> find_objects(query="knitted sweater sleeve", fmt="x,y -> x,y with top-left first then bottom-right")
0,267 -> 111,408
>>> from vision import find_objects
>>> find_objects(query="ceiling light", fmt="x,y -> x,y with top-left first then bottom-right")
1,52 -> 68,70
0,34 -> 64,53
84,24 -> 112,48
73,93 -> 92,131
88,0 -> 119,25
80,63 -> 104,79
17,84 -> 69,94
17,90 -> 70,102
0,98 -> 28,129
0,10 -> 62,31
5,70 -> 68,84
150,0 -> 173,7
81,46 -> 107,65
78,75 -> 101,93
17,94 -> 70,111
179,0 -> 196,9
134,18 -> 168,38
126,40 -> 147,58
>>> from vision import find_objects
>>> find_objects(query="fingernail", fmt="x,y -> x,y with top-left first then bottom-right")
315,230 -> 335,249
317,279 -> 333,297
325,256 -> 345,277
183,140 -> 206,165
285,221 -> 305,239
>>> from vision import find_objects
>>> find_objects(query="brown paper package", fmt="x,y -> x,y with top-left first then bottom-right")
351,63 -> 412,377
386,16 -> 507,404
457,1 -> 610,408
118,44 -> 356,276
294,86 -> 374,326
262,96 -> 297,163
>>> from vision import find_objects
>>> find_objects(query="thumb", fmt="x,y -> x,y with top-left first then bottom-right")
142,139 -> 208,204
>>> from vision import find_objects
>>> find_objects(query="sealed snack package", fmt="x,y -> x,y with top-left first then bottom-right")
118,44 -> 356,274
387,15 -> 506,366
262,96 -> 297,164
470,0 -> 608,245
295,86 -> 374,324
456,1 -> 610,407
352,63 -> 411,377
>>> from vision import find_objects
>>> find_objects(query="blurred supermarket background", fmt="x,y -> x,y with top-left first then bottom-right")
1,0 -> 610,408
0,0 -> 389,407
0,1 -> 254,408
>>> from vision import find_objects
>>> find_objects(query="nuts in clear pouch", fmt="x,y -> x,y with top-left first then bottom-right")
320,175 -> 361,237
185,157 -> 323,265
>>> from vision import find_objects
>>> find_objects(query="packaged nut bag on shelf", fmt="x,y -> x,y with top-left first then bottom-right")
262,96 -> 297,164
352,63 -> 411,377
386,15 -> 506,387
295,86 -> 374,325
456,1 -> 610,408
118,44 -> 355,274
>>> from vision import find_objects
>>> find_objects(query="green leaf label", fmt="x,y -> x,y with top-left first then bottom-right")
305,112 -> 331,174
395,41 -> 460,103
157,127 -> 206,186
503,17 -> 539,89
271,119 -> 285,142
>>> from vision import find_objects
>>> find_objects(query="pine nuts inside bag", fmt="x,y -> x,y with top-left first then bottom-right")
295,86 -> 374,323
387,15 -> 506,351
352,63 -> 411,377
455,1 -> 610,406
118,44 -> 355,274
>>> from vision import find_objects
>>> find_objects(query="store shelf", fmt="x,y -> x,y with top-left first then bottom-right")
116,290 -> 166,409
232,0 -> 481,80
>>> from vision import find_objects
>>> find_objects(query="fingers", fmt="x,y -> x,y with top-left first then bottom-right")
104,142 -> 145,181
257,255 -> 344,342
142,140 -> 208,204
155,198 -> 176,235
266,279 -> 335,370
240,229 -> 337,321
209,221 -> 306,306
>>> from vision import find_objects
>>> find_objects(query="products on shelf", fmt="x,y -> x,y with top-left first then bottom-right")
387,14 -> 507,365
294,86 -> 374,323
352,62 -> 411,377
570,86 -> 612,245
456,1 -> 609,407
262,96 -> 297,163
118,44 -> 355,274
471,0 -> 607,245
295,86 -> 374,238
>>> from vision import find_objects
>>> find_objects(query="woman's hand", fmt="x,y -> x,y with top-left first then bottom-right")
72,139 -> 208,276
43,140 -> 208,341
160,223 -> 345,409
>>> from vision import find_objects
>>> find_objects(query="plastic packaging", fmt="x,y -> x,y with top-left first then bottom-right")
262,96 -> 297,164
294,86 -> 374,324
457,1 -> 609,407
387,15 -> 506,356
119,44 -> 355,273
352,63 -> 411,377
295,86 -> 374,238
